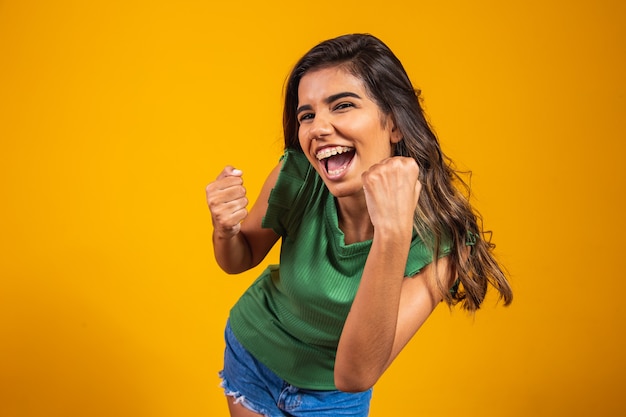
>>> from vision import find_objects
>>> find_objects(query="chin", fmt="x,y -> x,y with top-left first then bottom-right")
324,181 -> 364,199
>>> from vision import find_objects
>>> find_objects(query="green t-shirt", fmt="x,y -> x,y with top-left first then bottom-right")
228,148 -> 448,390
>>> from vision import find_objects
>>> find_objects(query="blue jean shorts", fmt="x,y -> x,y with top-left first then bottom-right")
219,320 -> 373,417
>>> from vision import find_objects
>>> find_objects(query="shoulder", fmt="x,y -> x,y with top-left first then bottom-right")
404,232 -> 453,277
262,148 -> 320,236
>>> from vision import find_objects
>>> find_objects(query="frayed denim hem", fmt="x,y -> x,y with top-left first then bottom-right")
219,370 -> 271,417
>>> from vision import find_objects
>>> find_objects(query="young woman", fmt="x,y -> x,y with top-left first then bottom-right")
206,33 -> 513,417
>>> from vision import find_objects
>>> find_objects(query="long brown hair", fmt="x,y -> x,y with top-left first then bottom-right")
282,33 -> 512,311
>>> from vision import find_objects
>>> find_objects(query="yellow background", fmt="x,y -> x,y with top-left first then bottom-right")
1,0 -> 624,416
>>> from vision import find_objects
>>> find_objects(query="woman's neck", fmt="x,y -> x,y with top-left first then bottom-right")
335,196 -> 374,245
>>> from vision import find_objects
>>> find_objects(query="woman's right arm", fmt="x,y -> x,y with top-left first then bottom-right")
206,163 -> 281,274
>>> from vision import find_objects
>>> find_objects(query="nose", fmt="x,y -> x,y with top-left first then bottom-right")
308,113 -> 333,141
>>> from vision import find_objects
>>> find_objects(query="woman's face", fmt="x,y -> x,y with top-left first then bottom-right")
297,66 -> 401,199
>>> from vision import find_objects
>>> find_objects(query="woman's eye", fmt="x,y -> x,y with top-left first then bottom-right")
334,102 -> 354,111
299,113 -> 314,123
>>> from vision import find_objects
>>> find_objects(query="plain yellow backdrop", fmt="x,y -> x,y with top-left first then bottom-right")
1,0 -> 625,416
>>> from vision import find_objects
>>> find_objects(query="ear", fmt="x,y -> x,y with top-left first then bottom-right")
390,122 -> 403,144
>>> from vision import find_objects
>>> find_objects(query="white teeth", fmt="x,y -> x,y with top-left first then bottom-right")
315,146 -> 353,160
327,166 -> 348,176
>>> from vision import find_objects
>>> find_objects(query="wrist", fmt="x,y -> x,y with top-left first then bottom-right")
213,225 -> 241,241
373,222 -> 413,243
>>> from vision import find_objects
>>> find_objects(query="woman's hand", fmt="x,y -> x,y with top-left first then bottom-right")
205,166 -> 248,241
206,163 -> 281,274
361,156 -> 421,236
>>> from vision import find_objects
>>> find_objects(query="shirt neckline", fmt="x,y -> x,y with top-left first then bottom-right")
324,191 -> 373,258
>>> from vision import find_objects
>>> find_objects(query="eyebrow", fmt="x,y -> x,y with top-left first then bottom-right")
296,91 -> 362,115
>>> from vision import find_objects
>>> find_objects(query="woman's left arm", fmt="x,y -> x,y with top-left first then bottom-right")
334,157 -> 454,392
334,250 -> 452,392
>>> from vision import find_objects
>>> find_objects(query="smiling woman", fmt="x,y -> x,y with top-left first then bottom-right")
297,66 -> 402,197
205,33 -> 512,417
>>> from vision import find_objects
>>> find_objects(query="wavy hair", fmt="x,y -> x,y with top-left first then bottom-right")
282,34 -> 512,311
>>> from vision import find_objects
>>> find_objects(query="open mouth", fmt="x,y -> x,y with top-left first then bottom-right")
316,146 -> 355,176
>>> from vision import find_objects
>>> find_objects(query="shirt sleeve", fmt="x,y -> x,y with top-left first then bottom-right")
404,233 -> 453,277
262,148 -> 315,237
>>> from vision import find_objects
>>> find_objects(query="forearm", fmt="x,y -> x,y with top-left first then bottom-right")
212,231 -> 253,274
334,229 -> 411,391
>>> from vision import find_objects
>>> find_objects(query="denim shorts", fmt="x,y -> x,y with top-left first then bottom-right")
219,320 -> 373,417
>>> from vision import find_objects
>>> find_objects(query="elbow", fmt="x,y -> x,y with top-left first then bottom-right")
219,265 -> 246,275
334,369 -> 378,393
216,258 -> 256,275
217,263 -> 244,275
335,380 -> 375,394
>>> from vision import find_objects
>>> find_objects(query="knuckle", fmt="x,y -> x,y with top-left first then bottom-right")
205,183 -> 217,195
206,196 -> 218,208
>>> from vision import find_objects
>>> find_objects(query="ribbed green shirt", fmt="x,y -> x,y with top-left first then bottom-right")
228,148 -> 448,390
